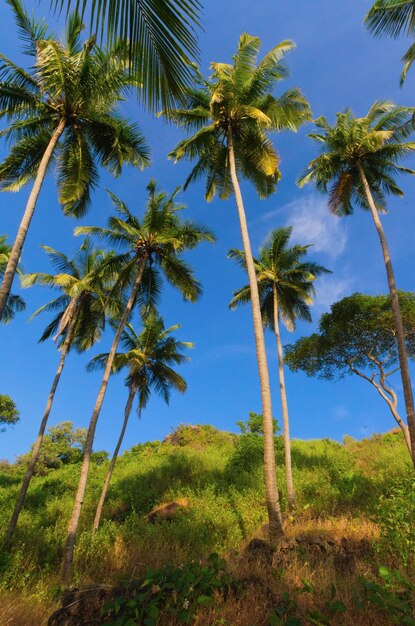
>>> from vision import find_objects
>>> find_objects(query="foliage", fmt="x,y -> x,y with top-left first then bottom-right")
55,0 -> 202,110
75,179 -> 215,308
237,411 -> 279,435
17,422 -> 88,472
365,1 -> 415,83
0,395 -> 19,431
88,313 -> 192,412
102,553 -> 230,625
0,236 -> 25,323
0,1 -> 149,216
268,569 -> 415,626
284,292 -> 415,380
269,580 -> 346,625
166,33 -> 311,200
359,566 -> 415,625
22,239 -> 119,350
229,227 -> 329,331
298,101 -> 415,214
375,477 -> 415,566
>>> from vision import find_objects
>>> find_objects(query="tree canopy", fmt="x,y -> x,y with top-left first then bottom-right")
284,292 -> 415,380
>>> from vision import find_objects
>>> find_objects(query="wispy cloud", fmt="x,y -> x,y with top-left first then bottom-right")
313,274 -> 355,308
257,195 -> 348,259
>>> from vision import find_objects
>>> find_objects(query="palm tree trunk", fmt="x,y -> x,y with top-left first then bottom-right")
0,119 -> 66,321
93,384 -> 137,532
227,130 -> 283,540
3,315 -> 74,547
358,163 -> 415,467
61,265 -> 146,581
272,285 -> 295,509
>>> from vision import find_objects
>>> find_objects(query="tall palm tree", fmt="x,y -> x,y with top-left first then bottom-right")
3,240 -> 114,546
88,315 -> 192,531
365,0 -> 415,84
0,235 -> 25,323
298,101 -> 415,467
0,0 -> 149,321
165,33 -> 311,539
229,227 -> 330,509
55,0 -> 202,110
61,180 -> 214,580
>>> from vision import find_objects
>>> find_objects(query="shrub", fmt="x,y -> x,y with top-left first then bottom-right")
375,476 -> 415,567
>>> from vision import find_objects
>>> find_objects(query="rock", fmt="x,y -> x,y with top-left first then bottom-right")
145,498 -> 188,523
48,586 -> 116,626
244,538 -> 275,565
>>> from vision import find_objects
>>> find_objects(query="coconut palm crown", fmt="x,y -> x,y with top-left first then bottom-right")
88,315 -> 192,413
0,2 -> 150,215
22,239 -> 117,350
166,33 -> 311,200
75,180 -> 215,306
229,227 -> 330,331
298,101 -> 415,213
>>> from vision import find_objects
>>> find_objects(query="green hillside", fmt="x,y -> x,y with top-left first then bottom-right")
1,424 -> 414,625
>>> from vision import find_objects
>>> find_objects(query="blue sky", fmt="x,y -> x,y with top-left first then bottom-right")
2,0 -> 415,461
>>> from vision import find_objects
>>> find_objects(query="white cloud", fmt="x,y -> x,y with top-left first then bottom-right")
313,275 -> 355,308
257,195 -> 348,259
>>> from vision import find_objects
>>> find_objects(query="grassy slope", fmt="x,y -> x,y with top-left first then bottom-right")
0,425 -> 413,625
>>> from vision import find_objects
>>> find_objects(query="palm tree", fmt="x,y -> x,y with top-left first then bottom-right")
0,235 -> 25,323
55,0 -> 202,109
165,33 -> 311,539
0,0 -> 149,321
3,240 -> 113,546
61,180 -> 214,580
229,227 -> 330,509
365,0 -> 415,84
88,314 -> 192,531
298,101 -> 415,467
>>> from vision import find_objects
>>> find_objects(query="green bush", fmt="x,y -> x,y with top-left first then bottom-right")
375,477 -> 415,566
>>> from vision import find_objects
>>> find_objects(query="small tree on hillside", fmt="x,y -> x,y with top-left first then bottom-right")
0,395 -> 19,432
17,421 -> 87,472
284,292 -> 415,458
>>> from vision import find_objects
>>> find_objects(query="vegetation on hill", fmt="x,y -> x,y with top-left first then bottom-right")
1,423 -> 414,624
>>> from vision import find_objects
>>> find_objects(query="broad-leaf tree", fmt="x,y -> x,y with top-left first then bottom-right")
165,33 -> 311,539
229,227 -> 329,508
88,314 -> 192,531
0,395 -> 20,432
298,101 -> 415,468
0,235 -> 25,323
285,292 -> 415,458
365,0 -> 415,84
4,240 -> 113,547
55,0 -> 202,109
61,180 -> 214,580
0,0 -> 149,320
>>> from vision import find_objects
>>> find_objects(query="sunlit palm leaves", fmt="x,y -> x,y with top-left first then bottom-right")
0,0 -> 150,216
22,239 -> 116,350
298,101 -> 415,214
75,179 -> 215,308
229,227 -> 329,331
165,33 -> 311,200
365,0 -> 415,83
88,314 -> 191,412
53,0 -> 202,110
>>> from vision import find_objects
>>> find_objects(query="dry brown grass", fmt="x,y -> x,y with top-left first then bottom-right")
0,592 -> 57,626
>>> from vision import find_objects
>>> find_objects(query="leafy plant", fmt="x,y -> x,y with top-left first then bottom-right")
359,566 -> 415,625
103,553 -> 231,625
375,477 -> 415,566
